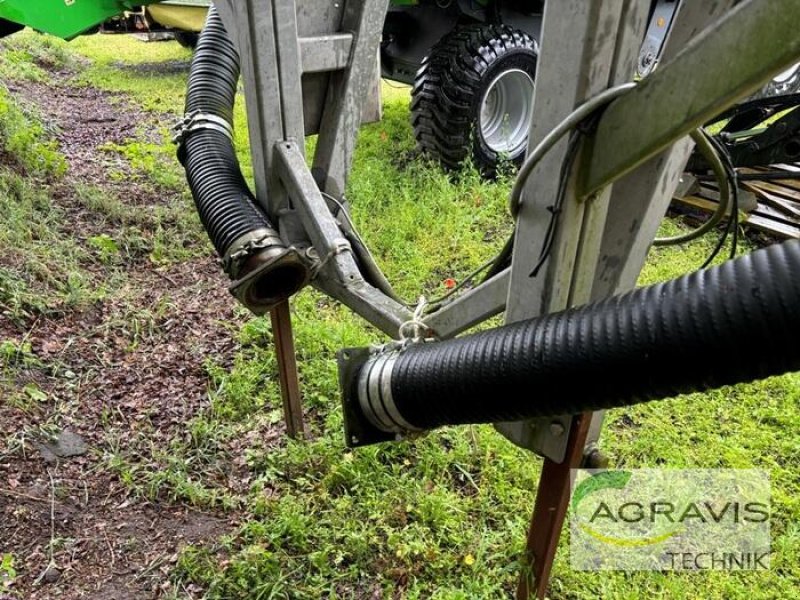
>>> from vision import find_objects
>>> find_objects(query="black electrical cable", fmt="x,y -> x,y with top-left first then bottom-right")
655,129 -> 731,247
716,138 -> 741,261
470,86 -> 634,292
509,84 -> 637,217
700,134 -> 740,269
482,234 -> 514,282
529,132 -> 581,278
728,174 -> 740,261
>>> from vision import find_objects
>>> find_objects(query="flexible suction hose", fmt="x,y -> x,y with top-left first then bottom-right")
177,7 -> 309,313
352,240 -> 800,434
178,6 -> 275,275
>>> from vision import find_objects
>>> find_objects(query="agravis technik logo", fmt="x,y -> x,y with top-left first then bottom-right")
570,469 -> 771,571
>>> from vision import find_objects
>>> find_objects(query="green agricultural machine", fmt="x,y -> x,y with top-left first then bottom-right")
0,0 -> 159,39
100,1 -> 208,48
0,1 -> 204,46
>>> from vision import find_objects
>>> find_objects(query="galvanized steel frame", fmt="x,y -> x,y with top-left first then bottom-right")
214,0 -> 800,448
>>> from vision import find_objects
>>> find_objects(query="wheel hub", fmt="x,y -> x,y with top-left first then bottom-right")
479,68 -> 535,157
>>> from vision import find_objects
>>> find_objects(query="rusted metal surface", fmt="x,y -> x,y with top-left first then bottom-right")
672,165 -> 800,239
270,300 -> 306,439
516,413 -> 593,600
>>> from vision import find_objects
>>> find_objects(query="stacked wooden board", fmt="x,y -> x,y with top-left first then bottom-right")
673,164 -> 800,239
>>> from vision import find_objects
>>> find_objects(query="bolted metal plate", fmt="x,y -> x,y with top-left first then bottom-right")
495,415 -> 573,463
337,347 -> 397,448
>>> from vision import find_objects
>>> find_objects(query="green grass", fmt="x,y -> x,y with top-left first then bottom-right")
0,30 -> 75,82
2,32 -> 798,600
0,172 -> 98,320
0,80 -> 96,323
0,81 -> 65,176
68,32 -> 194,113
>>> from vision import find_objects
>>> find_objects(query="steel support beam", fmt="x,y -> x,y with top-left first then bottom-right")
312,0 -> 389,198
276,142 -> 411,336
273,0 -> 306,146
501,0 -> 648,462
502,2 -> 650,598
424,270 -> 509,339
580,0 -> 800,197
214,0 -> 307,442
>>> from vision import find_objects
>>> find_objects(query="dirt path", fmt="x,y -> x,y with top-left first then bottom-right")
1,64 -> 244,599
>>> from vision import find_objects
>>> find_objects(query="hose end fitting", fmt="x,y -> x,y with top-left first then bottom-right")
225,229 -> 310,315
338,346 -> 423,448
356,351 -> 422,435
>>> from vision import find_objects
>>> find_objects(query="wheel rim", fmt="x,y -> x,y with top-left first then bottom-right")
774,63 -> 800,84
479,69 -> 535,157
769,63 -> 800,94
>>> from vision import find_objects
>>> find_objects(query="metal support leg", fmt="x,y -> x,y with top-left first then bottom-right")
517,413 -> 592,600
509,1 -> 756,596
497,0 -> 649,462
270,301 -> 306,439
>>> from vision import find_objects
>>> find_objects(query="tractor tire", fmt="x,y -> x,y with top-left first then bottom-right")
411,25 -> 538,175
174,30 -> 199,49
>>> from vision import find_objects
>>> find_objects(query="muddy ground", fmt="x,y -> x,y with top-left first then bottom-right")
1,63 -> 248,599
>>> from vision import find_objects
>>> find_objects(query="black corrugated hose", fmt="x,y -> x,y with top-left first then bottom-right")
354,240 -> 800,434
177,6 -> 272,275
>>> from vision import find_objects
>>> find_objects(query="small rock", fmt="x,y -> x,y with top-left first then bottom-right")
42,566 -> 61,584
35,444 -> 59,465
37,430 -> 89,462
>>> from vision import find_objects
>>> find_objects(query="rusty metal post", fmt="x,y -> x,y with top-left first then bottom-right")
516,414 -> 592,599
269,300 -> 305,439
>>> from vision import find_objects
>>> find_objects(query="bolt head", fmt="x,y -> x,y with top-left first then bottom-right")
583,449 -> 610,470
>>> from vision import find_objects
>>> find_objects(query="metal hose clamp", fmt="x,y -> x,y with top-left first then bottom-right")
222,228 -> 286,277
356,350 -> 423,435
172,110 -> 235,147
